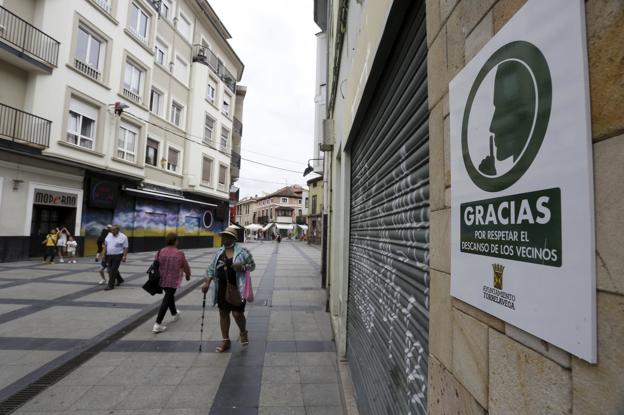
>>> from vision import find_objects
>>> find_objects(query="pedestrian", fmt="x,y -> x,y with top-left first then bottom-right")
152,233 -> 191,333
202,225 -> 255,352
42,229 -> 58,264
56,226 -> 69,263
95,225 -> 111,262
66,236 -> 78,263
103,225 -> 128,291
96,225 -> 112,284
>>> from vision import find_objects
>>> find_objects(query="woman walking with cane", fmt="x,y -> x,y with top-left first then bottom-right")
202,226 -> 255,352
152,233 -> 191,333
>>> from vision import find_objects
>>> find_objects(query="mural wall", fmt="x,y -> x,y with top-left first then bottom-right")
81,194 -> 225,255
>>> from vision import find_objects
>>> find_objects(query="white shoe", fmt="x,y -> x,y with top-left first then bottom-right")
59,258 -> 64,263
171,312 -> 181,322
152,323 -> 167,333
98,279 -> 105,285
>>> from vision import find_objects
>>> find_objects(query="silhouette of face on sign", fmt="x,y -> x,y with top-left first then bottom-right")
490,60 -> 536,162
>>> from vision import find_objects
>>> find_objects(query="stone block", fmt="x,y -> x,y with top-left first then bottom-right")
465,11 -> 493,62
429,270 -> 453,369
440,0 -> 459,23
426,0 -> 442,46
443,115 -> 451,187
452,309 -> 489,408
428,354 -> 486,415
594,135 -> 624,295
427,27 -> 448,108
572,291 -> 624,415
586,0 -> 624,140
442,93 -> 449,118
430,208 -> 451,274
444,186 -> 451,208
493,0 -> 527,33
505,324 -> 570,369
429,101 -> 445,211
451,297 -> 504,332
456,0 -> 497,39
446,7 -> 465,82
489,329 -> 572,415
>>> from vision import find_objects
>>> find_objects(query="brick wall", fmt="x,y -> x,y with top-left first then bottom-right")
425,0 -> 624,413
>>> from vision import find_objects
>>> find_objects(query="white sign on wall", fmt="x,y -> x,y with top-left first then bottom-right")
449,0 -> 596,362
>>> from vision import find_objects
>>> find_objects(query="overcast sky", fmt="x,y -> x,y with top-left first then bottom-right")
209,0 -> 320,199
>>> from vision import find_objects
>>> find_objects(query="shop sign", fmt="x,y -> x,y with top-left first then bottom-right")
34,189 -> 78,208
88,179 -> 118,209
449,0 -> 596,362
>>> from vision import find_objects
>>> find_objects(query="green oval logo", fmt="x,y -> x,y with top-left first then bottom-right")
462,41 -> 552,192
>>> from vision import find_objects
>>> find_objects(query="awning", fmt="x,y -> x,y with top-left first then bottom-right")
296,224 -> 309,231
124,187 -> 217,207
262,223 -> 274,232
245,224 -> 263,231
275,223 -> 294,230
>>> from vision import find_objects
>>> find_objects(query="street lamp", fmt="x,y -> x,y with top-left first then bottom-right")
303,158 -> 323,177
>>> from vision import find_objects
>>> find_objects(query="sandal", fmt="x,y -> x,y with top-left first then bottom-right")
216,339 -> 231,353
240,331 -> 249,346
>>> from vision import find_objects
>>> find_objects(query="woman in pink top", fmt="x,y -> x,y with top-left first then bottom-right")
153,233 -> 191,333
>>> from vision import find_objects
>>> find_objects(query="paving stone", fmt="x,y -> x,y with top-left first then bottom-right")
260,383 -> 304,407
301,384 -> 341,407
116,385 -> 176,410
70,385 -> 131,410
299,366 -> 338,384
259,407 -> 306,415
304,406 -> 343,415
17,385 -> 91,412
264,352 -> 298,366
262,366 -> 301,384
297,353 -> 336,367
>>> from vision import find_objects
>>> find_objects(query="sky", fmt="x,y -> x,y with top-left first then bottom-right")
208,0 -> 320,199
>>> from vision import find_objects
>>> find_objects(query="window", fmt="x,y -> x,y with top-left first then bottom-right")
154,40 -> 167,65
123,61 -> 144,102
298,209 -> 302,217
204,115 -> 215,143
220,127 -> 229,151
298,199 -> 302,204
219,164 -> 227,185
281,197 -> 288,203
312,195 -> 317,215
222,93 -> 231,116
117,122 -> 138,162
202,157 -> 212,183
170,101 -> 183,126
145,138 -> 159,166
159,0 -> 171,18
174,56 -> 188,84
177,13 -> 191,41
67,98 -> 97,150
129,3 -> 149,41
150,89 -> 163,115
75,27 -> 103,77
206,78 -> 217,104
167,147 -> 180,172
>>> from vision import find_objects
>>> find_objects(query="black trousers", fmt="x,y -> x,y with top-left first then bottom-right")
106,254 -> 124,288
43,246 -> 56,262
156,287 -> 177,324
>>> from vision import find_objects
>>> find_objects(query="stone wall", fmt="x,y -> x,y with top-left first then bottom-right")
425,0 -> 624,413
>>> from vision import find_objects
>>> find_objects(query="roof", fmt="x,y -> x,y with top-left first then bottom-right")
306,175 -> 323,185
256,185 -> 303,200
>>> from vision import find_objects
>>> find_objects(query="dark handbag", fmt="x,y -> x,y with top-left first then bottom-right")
225,282 -> 243,306
143,249 -> 163,296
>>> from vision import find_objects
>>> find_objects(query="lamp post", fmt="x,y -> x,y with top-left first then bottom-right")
303,158 -> 324,177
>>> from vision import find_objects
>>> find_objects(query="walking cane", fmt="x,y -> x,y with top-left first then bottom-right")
199,291 -> 207,352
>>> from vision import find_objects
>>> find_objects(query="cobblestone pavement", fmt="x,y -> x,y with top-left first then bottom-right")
0,240 -> 340,414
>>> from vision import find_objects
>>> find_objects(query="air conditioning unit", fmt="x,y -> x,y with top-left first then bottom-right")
322,118 -> 334,146
186,174 -> 198,187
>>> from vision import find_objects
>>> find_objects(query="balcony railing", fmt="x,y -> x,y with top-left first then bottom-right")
122,88 -> 142,104
74,59 -> 101,80
233,117 -> 243,136
231,151 -> 241,169
94,0 -> 112,13
0,103 -> 51,148
193,44 -> 237,93
0,6 -> 60,67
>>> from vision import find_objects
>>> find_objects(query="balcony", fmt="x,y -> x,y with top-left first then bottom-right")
193,44 -> 237,93
0,103 -> 51,150
233,117 -> 243,136
0,6 -> 60,72
231,151 -> 241,169
74,59 -> 101,81
122,88 -> 142,104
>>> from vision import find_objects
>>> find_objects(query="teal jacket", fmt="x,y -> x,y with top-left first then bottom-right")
205,244 -> 255,306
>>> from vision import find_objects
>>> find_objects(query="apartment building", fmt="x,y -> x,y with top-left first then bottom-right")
236,195 -> 257,227
253,185 -> 306,237
306,175 -> 322,244
0,0 -> 245,261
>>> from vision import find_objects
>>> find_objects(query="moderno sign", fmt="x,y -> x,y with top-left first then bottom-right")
449,0 -> 596,362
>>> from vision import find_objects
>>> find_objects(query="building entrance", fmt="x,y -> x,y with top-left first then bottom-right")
29,205 -> 76,258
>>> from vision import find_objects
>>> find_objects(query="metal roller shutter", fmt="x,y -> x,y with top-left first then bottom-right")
347,2 -> 429,414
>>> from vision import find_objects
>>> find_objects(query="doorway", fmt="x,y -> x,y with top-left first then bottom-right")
29,205 -> 77,258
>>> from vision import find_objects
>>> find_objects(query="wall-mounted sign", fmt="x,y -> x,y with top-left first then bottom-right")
88,179 -> 118,209
449,0 -> 596,362
34,189 -> 78,208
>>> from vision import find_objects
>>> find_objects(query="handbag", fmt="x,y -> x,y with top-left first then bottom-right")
142,249 -> 163,296
225,281 -> 243,306
243,270 -> 254,303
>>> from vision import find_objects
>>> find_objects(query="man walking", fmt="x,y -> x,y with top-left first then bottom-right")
103,225 -> 128,291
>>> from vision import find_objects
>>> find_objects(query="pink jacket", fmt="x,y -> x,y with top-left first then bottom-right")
157,246 -> 191,288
